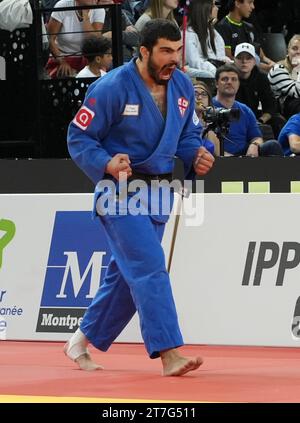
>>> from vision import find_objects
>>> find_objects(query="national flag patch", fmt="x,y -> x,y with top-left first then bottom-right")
178,97 -> 189,117
73,106 -> 95,130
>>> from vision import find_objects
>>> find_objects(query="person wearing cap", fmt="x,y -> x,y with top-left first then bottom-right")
215,0 -> 275,73
234,42 -> 286,138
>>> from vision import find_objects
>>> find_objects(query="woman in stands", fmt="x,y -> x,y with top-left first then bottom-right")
46,0 -> 105,78
134,0 -> 178,32
185,0 -> 230,79
268,34 -> 300,119
192,79 -> 220,156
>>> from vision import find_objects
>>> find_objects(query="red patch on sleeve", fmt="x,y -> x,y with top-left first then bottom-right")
73,106 -> 95,130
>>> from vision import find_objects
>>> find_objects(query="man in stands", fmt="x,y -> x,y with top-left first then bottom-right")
234,42 -> 286,138
212,63 -> 283,156
216,0 -> 274,73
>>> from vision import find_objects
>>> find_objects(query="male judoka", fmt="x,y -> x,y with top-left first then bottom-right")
65,19 -> 215,376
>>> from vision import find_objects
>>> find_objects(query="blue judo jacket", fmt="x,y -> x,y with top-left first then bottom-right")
67,58 -> 209,220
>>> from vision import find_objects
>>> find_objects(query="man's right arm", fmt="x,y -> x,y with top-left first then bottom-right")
67,82 -> 119,184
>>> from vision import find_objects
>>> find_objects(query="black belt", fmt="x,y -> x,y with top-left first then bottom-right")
127,172 -> 173,185
104,172 -> 173,185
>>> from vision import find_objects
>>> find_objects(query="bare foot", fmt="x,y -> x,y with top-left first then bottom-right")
63,341 -> 103,371
161,349 -> 203,377
75,353 -> 103,371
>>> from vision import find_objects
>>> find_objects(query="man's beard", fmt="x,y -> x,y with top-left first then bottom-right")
147,54 -> 177,86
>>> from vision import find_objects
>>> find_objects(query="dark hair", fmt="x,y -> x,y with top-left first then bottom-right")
227,0 -> 243,12
81,36 -> 112,63
138,18 -> 181,59
215,63 -> 241,81
188,0 -> 216,58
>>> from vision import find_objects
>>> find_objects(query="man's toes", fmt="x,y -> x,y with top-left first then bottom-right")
76,353 -> 103,371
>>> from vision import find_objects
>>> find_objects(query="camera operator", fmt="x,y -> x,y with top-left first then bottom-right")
212,64 -> 283,156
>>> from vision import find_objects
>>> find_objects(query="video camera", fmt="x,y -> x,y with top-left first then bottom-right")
201,106 -> 240,156
202,106 -> 240,127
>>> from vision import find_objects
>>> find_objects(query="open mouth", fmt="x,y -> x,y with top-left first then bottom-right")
159,65 -> 176,79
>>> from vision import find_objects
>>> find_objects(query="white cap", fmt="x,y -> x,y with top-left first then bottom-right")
234,43 -> 256,59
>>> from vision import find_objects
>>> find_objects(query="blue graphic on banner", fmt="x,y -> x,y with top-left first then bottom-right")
40,211 -> 111,308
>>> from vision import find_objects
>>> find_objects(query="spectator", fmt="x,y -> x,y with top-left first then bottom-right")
76,36 -> 112,77
134,0 -> 178,32
185,0 -> 231,79
122,0 -> 148,24
268,35 -> 300,119
192,79 -> 220,155
212,64 -> 283,156
278,113 -> 300,156
216,0 -> 275,73
234,42 -> 286,138
102,7 -> 139,63
46,0 -> 105,78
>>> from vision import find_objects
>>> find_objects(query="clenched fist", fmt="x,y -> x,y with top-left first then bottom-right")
105,153 -> 132,180
193,147 -> 215,176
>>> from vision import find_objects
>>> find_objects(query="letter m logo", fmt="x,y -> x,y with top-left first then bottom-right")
56,251 -> 107,299
39,211 -> 111,308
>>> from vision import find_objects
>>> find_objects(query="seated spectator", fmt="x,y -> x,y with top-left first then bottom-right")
234,42 -> 286,138
102,7 -> 139,63
216,0 -> 275,73
278,113 -> 300,156
185,0 -> 231,79
122,0 -> 148,24
134,0 -> 178,32
46,0 -> 105,78
268,35 -> 300,119
192,79 -> 220,155
76,36 -> 112,77
212,64 -> 283,156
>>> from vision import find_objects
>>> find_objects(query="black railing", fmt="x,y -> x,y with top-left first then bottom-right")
0,1 -> 125,158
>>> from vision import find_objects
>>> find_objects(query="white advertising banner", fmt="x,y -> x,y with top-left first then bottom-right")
0,193 -> 176,342
2,193 -> 300,347
170,194 -> 300,347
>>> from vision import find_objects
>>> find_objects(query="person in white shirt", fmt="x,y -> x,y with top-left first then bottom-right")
46,0 -> 105,78
76,36 -> 112,78
185,0 -> 231,79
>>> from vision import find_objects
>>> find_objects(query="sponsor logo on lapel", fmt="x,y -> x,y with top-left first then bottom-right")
73,106 -> 95,130
178,97 -> 189,117
122,104 -> 139,116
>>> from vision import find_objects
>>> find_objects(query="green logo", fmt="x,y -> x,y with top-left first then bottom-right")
0,219 -> 16,269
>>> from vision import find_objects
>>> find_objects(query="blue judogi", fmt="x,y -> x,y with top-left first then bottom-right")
67,59 -> 204,358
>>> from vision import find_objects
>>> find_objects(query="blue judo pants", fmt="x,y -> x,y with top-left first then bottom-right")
80,212 -> 184,358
